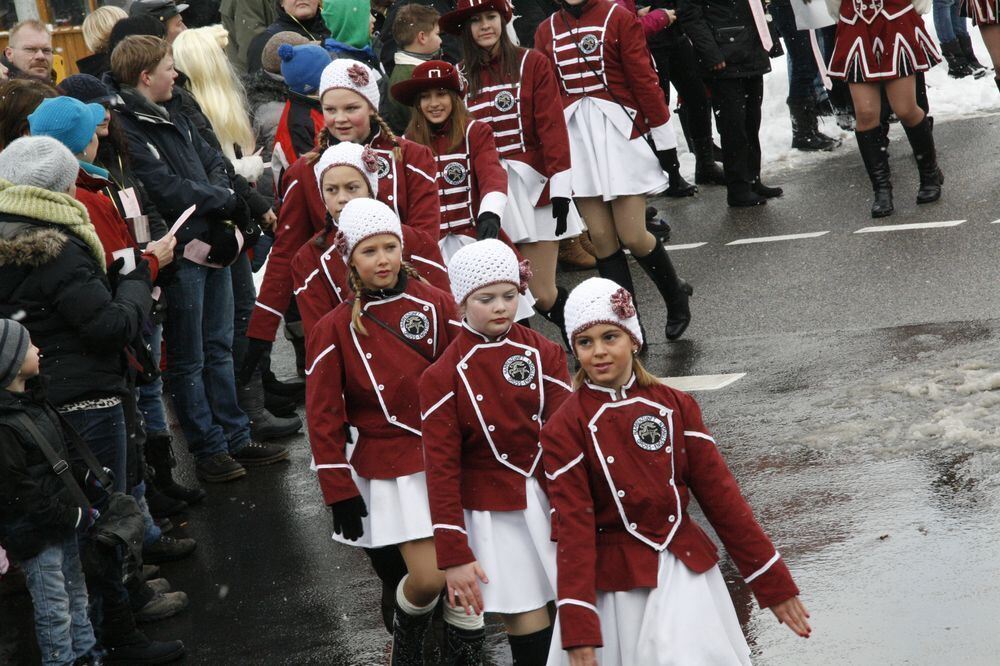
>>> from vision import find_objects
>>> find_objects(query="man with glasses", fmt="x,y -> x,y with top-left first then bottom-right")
1,20 -> 54,81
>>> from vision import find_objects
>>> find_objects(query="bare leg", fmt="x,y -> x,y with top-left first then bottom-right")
502,607 -> 551,635
398,538 -> 446,606
849,81 -> 888,131
573,197 -> 618,258
979,24 -> 1000,74
883,75 -> 925,127
610,195 -> 655,256
517,241 -> 560,310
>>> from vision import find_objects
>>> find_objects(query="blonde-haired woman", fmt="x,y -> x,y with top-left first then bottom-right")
78,5 -> 127,77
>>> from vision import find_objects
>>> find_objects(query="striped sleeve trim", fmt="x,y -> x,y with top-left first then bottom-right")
745,551 -> 781,584
545,452 -> 584,481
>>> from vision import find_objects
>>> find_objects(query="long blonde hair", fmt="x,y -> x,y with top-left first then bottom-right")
172,26 -> 255,160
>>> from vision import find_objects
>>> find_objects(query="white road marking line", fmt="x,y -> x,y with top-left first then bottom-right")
990,219 -> 1000,224
660,373 -> 747,391
665,242 -> 708,251
855,219 -> 966,233
726,231 -> 830,246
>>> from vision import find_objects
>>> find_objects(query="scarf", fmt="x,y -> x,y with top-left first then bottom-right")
0,179 -> 107,270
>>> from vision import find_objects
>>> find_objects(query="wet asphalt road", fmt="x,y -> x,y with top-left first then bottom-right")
150,114 -> 1000,664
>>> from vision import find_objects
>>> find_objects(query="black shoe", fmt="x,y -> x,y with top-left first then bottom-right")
443,623 -> 485,666
238,371 -> 303,441
261,369 -> 305,402
727,185 -> 767,207
145,433 -> 207,505
391,599 -> 435,665
752,180 -> 783,198
264,388 -> 298,418
142,535 -> 197,564
144,482 -> 187,520
104,630 -> 185,664
664,169 -> 697,197
644,206 -> 671,244
941,39 -> 974,78
135,591 -> 189,623
142,564 -> 160,580
957,33 -> 988,75
789,98 -> 841,152
195,452 -> 247,483
232,441 -> 290,467
634,240 -> 693,341
855,127 -> 894,218
534,286 -> 570,350
903,115 -> 943,205
692,137 -> 726,185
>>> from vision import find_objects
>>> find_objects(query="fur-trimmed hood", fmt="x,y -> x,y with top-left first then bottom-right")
0,222 -> 69,268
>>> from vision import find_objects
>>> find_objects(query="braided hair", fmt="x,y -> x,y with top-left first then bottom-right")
306,110 -> 404,165
347,262 -> 426,336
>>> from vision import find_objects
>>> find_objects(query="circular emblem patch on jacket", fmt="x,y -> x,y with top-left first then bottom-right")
442,161 -> 468,186
375,155 -> 391,179
399,311 -> 430,339
494,90 -> 516,112
632,415 -> 667,451
502,354 -> 536,386
579,34 -> 599,55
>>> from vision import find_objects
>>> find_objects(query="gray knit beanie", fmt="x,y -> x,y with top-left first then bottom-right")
0,319 -> 30,389
0,136 -> 79,194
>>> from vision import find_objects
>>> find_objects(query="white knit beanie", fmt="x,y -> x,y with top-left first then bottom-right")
564,277 -> 644,347
313,143 -> 380,198
335,198 -> 403,261
0,136 -> 79,194
318,59 -> 380,110
447,239 -> 531,305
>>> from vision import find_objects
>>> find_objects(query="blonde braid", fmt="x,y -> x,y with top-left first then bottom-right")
401,261 -> 426,284
306,128 -> 334,165
347,268 -> 369,336
372,112 -> 403,161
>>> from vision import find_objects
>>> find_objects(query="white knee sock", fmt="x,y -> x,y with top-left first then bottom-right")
395,575 -> 439,617
443,598 -> 486,630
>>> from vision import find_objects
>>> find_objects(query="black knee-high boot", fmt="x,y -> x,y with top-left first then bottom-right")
534,286 -> 570,349
443,623 -> 486,666
902,115 -> 943,204
633,241 -> 693,341
391,598 -> 435,665
855,127 -> 894,218
595,249 -> 647,348
364,546 -> 408,633
508,626 -> 554,665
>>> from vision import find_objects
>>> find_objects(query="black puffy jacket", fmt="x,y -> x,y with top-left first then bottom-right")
0,212 -> 151,407
677,0 -> 772,78
246,2 -> 332,73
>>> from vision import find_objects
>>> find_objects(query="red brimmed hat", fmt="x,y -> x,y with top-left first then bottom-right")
390,60 -> 464,107
439,0 -> 513,35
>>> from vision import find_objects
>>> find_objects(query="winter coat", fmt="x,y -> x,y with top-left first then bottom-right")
96,135 -> 169,241
76,51 -> 110,79
244,70 -> 290,201
246,2 -> 332,73
109,84 -> 238,248
512,0 -> 560,46
222,0 -> 278,74
0,183 -> 152,407
272,94 -> 324,191
383,55 -> 422,136
380,0 -> 462,75
0,379 -> 90,562
677,0 -> 773,78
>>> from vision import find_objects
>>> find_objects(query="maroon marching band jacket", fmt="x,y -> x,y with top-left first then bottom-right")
534,0 -> 676,149
464,48 -> 573,206
248,131 -> 442,342
291,224 -> 451,338
304,274 -> 461,506
540,375 -> 800,649
419,322 -> 572,569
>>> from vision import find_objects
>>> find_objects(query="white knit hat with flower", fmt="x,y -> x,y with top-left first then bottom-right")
564,277 -> 643,347
313,142 -> 381,198
334,198 -> 403,261
318,59 -> 380,110
447,239 -> 532,305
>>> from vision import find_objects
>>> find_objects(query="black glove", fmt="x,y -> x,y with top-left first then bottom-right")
655,147 -> 680,174
117,257 -> 151,286
238,337 -> 272,386
330,495 -> 368,541
475,212 -> 501,240
206,221 -> 242,266
551,197 -> 570,237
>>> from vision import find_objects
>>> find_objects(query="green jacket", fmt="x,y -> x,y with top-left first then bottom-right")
221,0 -> 277,74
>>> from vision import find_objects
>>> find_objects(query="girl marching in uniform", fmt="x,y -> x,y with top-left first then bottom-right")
420,240 -> 572,665
439,0 -> 587,341
967,0 -> 1000,90
304,198 -> 470,663
245,59 -> 442,367
534,0 -> 694,343
542,276 -> 811,665
291,142 -> 450,338
825,0 -> 943,218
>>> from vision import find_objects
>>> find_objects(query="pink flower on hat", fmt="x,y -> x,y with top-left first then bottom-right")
518,259 -> 532,294
610,288 -> 636,319
347,63 -> 370,87
333,230 -> 349,258
361,146 -> 380,174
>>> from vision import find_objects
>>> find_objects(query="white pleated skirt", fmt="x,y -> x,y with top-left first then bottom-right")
464,477 -> 557,614
565,98 -> 669,201
500,160 -> 584,244
547,551 -> 752,666
438,233 -> 537,321
329,465 -> 435,549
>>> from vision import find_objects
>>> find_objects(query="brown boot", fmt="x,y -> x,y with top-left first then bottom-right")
558,237 -> 596,271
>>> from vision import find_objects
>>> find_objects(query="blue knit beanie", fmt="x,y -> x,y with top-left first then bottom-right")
278,43 -> 332,96
28,97 -> 106,156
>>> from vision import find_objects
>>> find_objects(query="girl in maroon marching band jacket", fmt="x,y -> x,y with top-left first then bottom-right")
534,0 -> 695,345
420,240 -> 572,665
244,59 -> 442,375
439,0 -> 588,346
303,197 -> 467,663
541,276 -> 811,665
291,142 -> 450,338
826,0 -> 943,218
968,0 -> 1000,89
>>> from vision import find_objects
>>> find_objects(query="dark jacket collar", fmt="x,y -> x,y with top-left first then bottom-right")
361,269 -> 409,301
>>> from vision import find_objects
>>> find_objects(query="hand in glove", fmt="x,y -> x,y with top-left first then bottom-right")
655,147 -> 680,174
475,212 -> 501,240
551,197 -> 570,237
330,495 -> 368,541
239,338 -> 273,386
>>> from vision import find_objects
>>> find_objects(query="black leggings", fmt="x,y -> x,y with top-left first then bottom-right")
651,36 -> 714,143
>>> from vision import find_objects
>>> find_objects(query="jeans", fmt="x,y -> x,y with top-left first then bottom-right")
708,76 -> 765,192
933,0 -> 968,43
163,258 -> 250,459
771,1 -> 821,102
137,323 -> 168,435
62,404 -> 127,494
131,481 -> 161,547
21,537 -> 98,666
231,253 -> 255,372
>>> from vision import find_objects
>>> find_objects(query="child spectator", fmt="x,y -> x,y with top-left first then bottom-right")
382,4 -> 442,134
272,42 -> 332,190
0,319 -> 102,666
